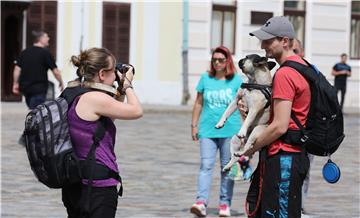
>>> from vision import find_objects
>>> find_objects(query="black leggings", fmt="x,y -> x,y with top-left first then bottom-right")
335,85 -> 346,110
62,183 -> 118,218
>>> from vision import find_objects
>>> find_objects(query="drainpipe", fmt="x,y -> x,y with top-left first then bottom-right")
79,1 -> 84,51
181,0 -> 190,105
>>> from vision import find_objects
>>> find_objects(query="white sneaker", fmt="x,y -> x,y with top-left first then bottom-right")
219,204 -> 231,217
190,202 -> 206,217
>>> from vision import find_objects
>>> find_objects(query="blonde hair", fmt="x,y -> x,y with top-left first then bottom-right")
70,47 -> 116,81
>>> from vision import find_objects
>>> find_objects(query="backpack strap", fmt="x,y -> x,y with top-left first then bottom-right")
280,59 -> 317,83
81,117 -> 123,216
277,60 -> 315,146
240,83 -> 272,108
60,86 -> 92,104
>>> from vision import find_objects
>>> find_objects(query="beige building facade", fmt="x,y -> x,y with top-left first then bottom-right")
2,0 -> 359,109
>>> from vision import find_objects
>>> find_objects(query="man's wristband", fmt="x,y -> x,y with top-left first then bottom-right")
191,124 -> 198,128
120,84 -> 133,95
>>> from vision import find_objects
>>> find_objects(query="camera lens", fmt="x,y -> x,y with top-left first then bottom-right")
115,63 -> 135,75
115,63 -> 126,74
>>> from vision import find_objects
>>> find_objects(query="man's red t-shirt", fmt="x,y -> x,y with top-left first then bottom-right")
268,55 -> 311,156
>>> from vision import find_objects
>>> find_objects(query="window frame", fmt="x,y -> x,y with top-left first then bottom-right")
26,1 -> 57,59
350,1 -> 360,59
102,2 -> 131,63
284,1 -> 306,49
211,3 -> 237,54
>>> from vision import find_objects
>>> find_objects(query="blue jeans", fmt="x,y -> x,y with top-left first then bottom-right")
196,137 -> 234,206
25,93 -> 46,109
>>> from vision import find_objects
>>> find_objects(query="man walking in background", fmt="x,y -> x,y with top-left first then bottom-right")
331,53 -> 351,110
12,30 -> 64,109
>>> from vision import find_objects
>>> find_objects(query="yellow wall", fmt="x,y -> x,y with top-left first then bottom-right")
62,2 -> 74,83
158,2 -> 182,81
88,2 -> 98,47
135,2 -> 144,80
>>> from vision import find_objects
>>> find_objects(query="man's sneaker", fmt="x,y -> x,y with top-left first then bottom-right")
190,201 -> 206,217
219,204 -> 231,217
301,208 -> 311,218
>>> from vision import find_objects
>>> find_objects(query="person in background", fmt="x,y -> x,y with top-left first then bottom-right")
12,30 -> 64,109
190,46 -> 243,217
12,30 -> 64,146
62,47 -> 142,218
331,53 -> 351,110
292,38 -> 314,216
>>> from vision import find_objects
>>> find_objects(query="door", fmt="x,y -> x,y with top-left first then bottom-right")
1,2 -> 29,101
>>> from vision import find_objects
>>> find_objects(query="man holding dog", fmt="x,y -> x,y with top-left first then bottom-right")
242,16 -> 310,217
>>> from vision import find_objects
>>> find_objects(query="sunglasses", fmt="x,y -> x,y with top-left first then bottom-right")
212,58 -> 227,63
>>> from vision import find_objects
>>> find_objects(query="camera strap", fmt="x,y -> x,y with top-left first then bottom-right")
67,80 -> 120,97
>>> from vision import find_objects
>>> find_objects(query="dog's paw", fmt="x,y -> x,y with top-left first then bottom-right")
237,129 -> 246,140
215,118 -> 226,129
234,150 -> 245,157
230,135 -> 242,148
222,162 -> 233,172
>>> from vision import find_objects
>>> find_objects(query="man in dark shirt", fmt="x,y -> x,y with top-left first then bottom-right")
12,30 -> 64,109
331,53 -> 351,110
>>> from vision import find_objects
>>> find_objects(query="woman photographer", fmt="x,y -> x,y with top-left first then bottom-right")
62,47 -> 142,218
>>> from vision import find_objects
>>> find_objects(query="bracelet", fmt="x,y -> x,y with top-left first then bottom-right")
120,84 -> 133,95
191,124 -> 198,128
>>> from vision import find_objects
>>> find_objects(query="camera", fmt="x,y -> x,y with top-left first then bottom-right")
115,63 -> 135,75
114,63 -> 135,85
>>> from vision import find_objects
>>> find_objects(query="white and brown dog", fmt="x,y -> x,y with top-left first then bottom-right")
215,54 -> 276,171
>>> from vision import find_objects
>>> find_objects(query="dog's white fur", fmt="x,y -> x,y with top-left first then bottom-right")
215,55 -> 275,171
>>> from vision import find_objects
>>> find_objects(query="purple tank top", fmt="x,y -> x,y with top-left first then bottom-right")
68,96 -> 119,187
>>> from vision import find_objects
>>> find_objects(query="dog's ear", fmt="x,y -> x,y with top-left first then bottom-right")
267,61 -> 276,71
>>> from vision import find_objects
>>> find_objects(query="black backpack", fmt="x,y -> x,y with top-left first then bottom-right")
279,59 -> 345,156
24,86 -> 123,193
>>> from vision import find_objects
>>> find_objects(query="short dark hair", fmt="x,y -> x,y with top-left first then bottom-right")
340,53 -> 347,57
32,30 -> 46,43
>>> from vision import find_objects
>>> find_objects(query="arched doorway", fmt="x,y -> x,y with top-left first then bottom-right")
1,2 -> 29,101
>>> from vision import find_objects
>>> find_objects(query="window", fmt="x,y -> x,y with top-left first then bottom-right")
350,1 -> 360,59
284,1 -> 305,47
103,2 -> 131,63
251,11 -> 273,25
211,1 -> 236,53
26,1 -> 57,58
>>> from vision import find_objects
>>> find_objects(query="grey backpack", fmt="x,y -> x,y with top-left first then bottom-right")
24,87 -> 122,191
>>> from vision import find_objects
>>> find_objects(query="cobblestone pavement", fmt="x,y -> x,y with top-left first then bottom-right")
1,102 -> 359,218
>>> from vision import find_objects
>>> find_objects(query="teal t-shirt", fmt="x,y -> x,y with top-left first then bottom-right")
196,72 -> 242,138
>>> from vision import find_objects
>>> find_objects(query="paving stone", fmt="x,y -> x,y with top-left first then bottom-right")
1,102 -> 359,217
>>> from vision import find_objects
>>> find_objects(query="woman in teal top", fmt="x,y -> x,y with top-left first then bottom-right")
190,46 -> 242,217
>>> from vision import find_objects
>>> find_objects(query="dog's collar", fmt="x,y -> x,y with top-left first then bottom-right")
241,83 -> 271,90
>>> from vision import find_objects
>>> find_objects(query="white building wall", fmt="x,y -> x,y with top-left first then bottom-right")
188,0 -> 359,109
52,1 -> 358,108
134,2 -> 183,105
309,1 -> 359,108
188,1 -> 212,102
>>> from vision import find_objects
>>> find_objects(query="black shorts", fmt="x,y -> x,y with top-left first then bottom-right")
62,183 -> 118,218
246,151 -> 309,218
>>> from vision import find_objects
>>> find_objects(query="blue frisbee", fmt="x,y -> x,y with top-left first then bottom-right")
322,159 -> 341,184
